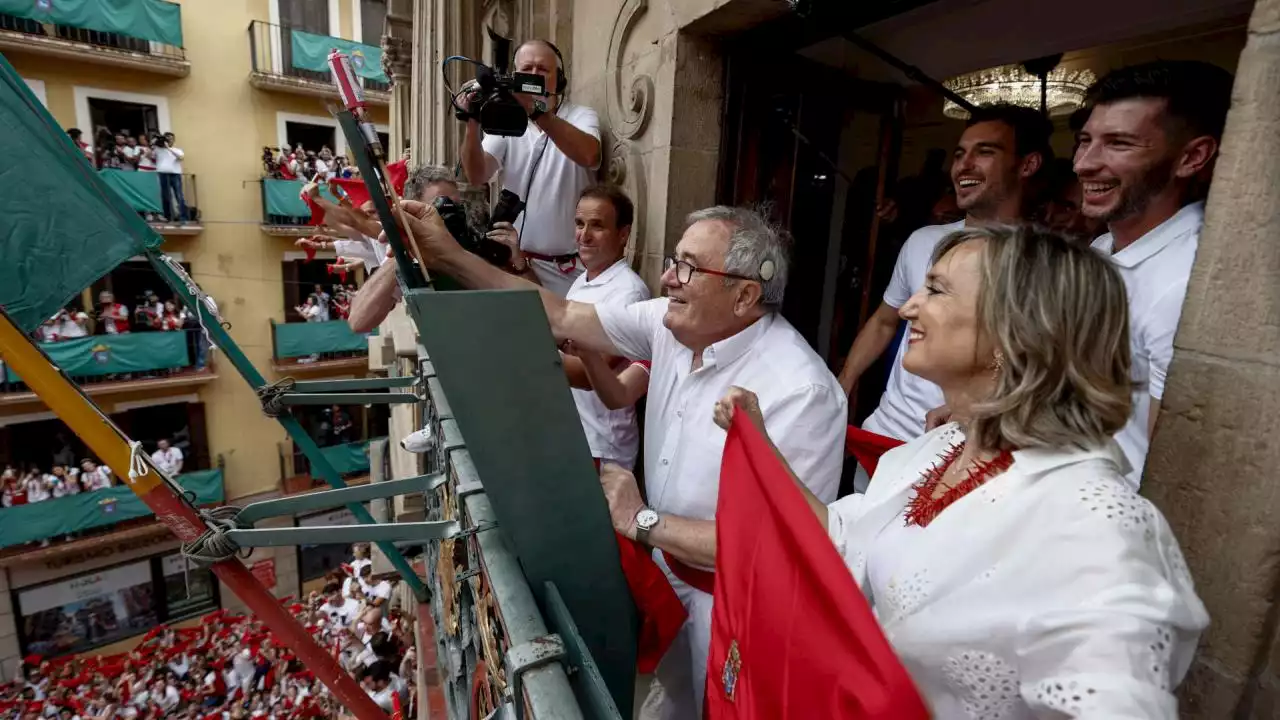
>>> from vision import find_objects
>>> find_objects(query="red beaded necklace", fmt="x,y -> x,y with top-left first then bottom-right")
903,441 -> 1014,527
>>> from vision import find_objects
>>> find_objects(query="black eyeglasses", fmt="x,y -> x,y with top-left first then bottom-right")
663,255 -> 756,285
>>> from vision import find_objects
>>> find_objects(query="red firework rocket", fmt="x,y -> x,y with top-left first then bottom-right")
327,49 -> 366,112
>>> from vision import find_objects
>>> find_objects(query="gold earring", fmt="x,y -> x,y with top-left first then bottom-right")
991,352 -> 1005,374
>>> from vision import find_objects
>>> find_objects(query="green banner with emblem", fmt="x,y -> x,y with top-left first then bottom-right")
289,29 -> 387,82
5,331 -> 189,383
0,468 -> 222,548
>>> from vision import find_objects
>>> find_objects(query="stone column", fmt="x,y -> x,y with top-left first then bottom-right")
382,2 -> 414,159
1143,0 -> 1280,716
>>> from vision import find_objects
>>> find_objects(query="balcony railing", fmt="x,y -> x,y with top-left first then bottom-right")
1,328 -> 211,396
0,7 -> 187,76
247,20 -> 390,102
0,467 -> 223,549
271,320 -> 372,368
260,178 -> 334,231
98,169 -> 201,233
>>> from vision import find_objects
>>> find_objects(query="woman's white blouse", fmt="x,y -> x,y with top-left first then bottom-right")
827,424 -> 1207,719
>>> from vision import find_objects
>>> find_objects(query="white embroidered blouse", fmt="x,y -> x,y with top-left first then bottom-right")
826,424 -> 1208,719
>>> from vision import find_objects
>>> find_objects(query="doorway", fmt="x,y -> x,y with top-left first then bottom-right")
88,98 -> 160,142
285,121 -> 336,155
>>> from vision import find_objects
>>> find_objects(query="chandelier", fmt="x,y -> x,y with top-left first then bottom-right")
942,64 -> 1097,119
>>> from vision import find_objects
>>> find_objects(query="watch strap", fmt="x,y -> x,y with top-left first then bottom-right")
529,107 -> 546,122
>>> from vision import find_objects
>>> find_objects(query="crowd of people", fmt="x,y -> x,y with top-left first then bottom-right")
262,146 -> 357,184
1,546 -> 417,720
292,284 -> 356,325
67,127 -> 189,224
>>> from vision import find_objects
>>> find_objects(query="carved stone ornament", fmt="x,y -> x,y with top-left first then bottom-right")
606,0 -> 654,140
380,35 -> 413,83
601,131 -> 646,264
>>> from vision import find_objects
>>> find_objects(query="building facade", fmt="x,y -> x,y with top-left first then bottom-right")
0,0 -> 394,677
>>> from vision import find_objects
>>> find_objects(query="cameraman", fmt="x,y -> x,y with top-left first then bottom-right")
153,132 -> 187,222
459,39 -> 601,296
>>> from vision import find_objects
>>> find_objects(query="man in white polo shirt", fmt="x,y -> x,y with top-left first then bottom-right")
1074,60 -> 1233,487
459,39 -> 601,296
394,200 -> 845,718
559,186 -> 650,468
836,104 -> 1051,477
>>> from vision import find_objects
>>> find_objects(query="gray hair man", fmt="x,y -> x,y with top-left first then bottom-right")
347,165 -> 462,333
394,201 -> 846,718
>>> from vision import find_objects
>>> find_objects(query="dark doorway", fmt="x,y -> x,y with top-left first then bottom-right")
283,260 -> 348,321
360,0 -> 387,46
285,121 -> 336,155
90,260 -> 193,333
88,98 -> 160,140
278,0 -> 331,83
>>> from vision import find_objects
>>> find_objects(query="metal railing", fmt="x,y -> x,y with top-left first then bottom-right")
0,327 -> 211,395
0,12 -> 185,60
143,173 -> 199,224
247,20 -> 390,93
270,320 -> 368,366
415,353 -> 584,719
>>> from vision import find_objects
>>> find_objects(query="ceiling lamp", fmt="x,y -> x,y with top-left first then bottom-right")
942,64 -> 1097,119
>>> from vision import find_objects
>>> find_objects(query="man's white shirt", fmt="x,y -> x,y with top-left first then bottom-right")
480,101 -> 600,295
1092,201 -> 1203,488
861,221 -> 963,442
151,446 -> 184,476
565,259 -> 650,468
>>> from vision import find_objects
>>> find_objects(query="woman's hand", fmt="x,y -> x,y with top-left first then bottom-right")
714,386 -> 765,432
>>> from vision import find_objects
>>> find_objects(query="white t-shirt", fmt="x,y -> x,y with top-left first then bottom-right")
325,597 -> 362,627
151,446 -> 184,476
565,259 -> 651,468
861,221 -> 962,442
481,101 -> 600,294
153,146 -> 184,174
596,299 -> 846,529
56,315 -> 89,339
84,466 -> 113,490
1091,201 -> 1202,488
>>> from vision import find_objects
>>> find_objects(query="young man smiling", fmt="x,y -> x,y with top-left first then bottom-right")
1075,60 -> 1233,487
837,103 -> 1052,466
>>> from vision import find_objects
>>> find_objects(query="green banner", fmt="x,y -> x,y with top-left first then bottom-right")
0,54 -> 161,334
319,438 -> 384,475
0,0 -> 183,47
0,468 -> 222,549
98,169 -> 162,213
289,29 -> 387,83
262,179 -> 337,219
6,331 -> 190,383
273,321 -> 373,359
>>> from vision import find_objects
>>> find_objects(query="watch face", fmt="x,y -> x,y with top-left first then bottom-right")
533,98 -> 548,113
636,509 -> 660,529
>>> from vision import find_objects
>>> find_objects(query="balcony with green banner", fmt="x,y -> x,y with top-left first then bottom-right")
247,20 -> 391,105
98,169 -> 202,235
271,320 -> 374,371
0,0 -> 188,77
284,437 -> 384,493
0,468 -> 223,549
1,330 -> 209,396
260,179 -> 338,235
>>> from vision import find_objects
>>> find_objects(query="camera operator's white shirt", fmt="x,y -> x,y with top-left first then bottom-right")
481,100 -> 600,295
153,146 -> 184,174
861,221 -> 960,444
565,259 -> 650,468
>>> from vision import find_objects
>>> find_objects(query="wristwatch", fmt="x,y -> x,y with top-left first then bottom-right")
529,97 -> 548,122
634,507 -> 660,545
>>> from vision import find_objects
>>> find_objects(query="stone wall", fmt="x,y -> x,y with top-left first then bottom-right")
1142,0 -> 1280,716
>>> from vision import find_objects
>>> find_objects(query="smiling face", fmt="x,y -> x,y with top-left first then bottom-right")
575,196 -> 629,275
899,240 -> 994,390
660,220 -> 759,351
951,120 -> 1028,219
1073,98 -> 1180,224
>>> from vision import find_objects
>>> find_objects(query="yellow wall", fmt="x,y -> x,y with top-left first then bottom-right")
4,0 -> 387,501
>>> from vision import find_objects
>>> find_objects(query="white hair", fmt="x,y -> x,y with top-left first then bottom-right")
685,206 -> 791,311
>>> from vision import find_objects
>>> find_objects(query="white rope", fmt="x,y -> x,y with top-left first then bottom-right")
160,252 -> 223,349
127,440 -> 149,484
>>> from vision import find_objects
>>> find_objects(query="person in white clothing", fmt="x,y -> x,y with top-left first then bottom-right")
555,186 -> 650,469
150,439 -> 184,477
1074,60 -> 1232,487
838,103 -> 1052,457
719,224 -> 1206,717
321,581 -> 363,627
80,459 -> 113,491
395,200 -> 846,718
459,39 -> 601,296
153,132 -> 187,222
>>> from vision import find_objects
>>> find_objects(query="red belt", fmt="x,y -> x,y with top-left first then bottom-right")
662,550 -> 715,595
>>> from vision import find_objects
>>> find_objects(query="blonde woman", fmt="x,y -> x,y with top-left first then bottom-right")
715,225 -> 1206,718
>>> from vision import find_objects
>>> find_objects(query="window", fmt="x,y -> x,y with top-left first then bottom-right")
88,98 -> 160,146
17,560 -> 157,657
285,121 -> 337,160
162,553 -> 218,620
360,0 -> 386,46
297,508 -> 363,582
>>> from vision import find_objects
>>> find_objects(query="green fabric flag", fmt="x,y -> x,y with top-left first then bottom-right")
262,179 -> 337,219
319,438 -> 383,475
5,332 -> 190,383
273,321 -> 374,358
0,54 -> 161,335
0,0 -> 183,47
98,169 -> 163,213
289,29 -> 387,83
0,468 -> 222,549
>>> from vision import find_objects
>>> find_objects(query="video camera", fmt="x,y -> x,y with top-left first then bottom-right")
434,188 -> 526,268
447,28 -> 547,137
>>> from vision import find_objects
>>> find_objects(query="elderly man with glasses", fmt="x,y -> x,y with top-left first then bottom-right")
393,200 -> 846,719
